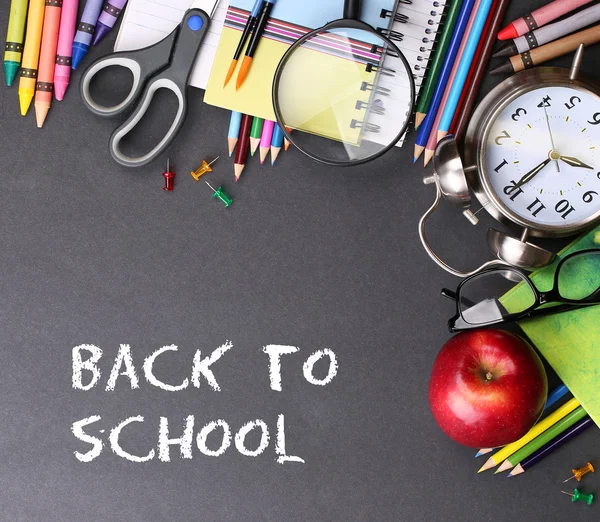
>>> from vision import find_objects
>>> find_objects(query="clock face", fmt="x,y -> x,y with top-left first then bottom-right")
483,85 -> 600,229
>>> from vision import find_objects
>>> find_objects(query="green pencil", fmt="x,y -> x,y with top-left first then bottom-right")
250,117 -> 265,156
495,406 -> 588,473
415,0 -> 464,130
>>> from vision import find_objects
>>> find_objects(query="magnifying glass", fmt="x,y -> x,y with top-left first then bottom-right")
272,0 -> 415,167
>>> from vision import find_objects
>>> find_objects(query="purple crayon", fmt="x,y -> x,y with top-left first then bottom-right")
72,0 -> 103,70
92,0 -> 128,45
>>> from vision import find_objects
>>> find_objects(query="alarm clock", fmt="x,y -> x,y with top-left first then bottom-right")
420,46 -> 600,276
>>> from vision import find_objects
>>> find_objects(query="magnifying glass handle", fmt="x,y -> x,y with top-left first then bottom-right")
343,0 -> 361,20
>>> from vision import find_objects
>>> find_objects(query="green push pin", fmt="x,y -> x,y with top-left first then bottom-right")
562,488 -> 594,506
205,181 -> 232,208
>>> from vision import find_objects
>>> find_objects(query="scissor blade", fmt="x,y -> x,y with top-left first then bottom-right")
190,0 -> 220,18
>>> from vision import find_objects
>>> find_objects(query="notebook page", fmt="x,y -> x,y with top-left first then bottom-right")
365,0 -> 448,148
114,0 -> 230,90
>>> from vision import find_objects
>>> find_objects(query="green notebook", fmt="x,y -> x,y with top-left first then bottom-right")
500,226 -> 600,428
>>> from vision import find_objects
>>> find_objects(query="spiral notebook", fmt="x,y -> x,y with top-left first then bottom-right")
204,0 -> 448,147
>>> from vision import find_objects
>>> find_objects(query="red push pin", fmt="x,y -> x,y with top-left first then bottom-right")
162,159 -> 174,191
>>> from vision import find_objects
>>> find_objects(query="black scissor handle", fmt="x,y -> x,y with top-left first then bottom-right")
79,23 -> 179,118
108,8 -> 211,167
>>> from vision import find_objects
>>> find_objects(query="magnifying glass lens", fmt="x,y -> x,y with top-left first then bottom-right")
274,26 -> 413,165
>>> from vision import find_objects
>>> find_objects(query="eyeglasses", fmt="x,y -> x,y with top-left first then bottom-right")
442,249 -> 600,332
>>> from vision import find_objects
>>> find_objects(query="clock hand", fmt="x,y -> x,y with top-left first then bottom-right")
543,104 -> 560,173
514,158 -> 552,189
559,156 -> 594,169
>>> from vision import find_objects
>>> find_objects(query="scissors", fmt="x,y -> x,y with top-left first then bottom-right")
80,0 -> 219,168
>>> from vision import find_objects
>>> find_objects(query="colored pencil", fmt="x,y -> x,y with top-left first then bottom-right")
508,416 -> 593,477
228,111 -> 242,156
284,127 -> 292,151
72,0 -> 103,70
54,0 -> 79,101
423,0 -> 484,166
270,124 -> 284,166
413,0 -> 476,161
234,114 -> 253,181
475,383 -> 569,458
478,397 -> 580,472
224,0 -> 263,87
415,0 -> 463,129
491,24 -> 600,75
498,0 -> 593,40
92,0 -> 128,46
437,0 -> 494,142
18,0 -> 45,116
34,0 -> 62,128
250,117 -> 264,156
236,0 -> 276,90
449,0 -> 510,143
4,0 -> 29,87
496,406 -> 588,473
259,119 -> 275,164
494,3 -> 600,57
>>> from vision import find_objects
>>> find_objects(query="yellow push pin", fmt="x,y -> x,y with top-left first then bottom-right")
190,157 -> 219,181
563,462 -> 595,483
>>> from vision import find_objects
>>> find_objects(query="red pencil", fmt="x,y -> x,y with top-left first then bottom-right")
234,114 -> 253,181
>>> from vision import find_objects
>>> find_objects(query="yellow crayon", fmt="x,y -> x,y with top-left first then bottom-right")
18,0 -> 46,116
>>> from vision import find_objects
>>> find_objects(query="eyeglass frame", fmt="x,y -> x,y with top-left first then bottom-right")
441,249 -> 600,333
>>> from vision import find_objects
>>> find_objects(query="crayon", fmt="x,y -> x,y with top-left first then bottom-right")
18,0 -> 46,116
54,0 -> 80,101
92,0 -> 128,46
498,0 -> 593,40
35,0 -> 63,128
4,0 -> 29,87
72,0 -> 103,70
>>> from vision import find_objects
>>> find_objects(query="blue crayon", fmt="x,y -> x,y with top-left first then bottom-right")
413,0 -> 476,162
72,0 -> 104,70
270,124 -> 284,166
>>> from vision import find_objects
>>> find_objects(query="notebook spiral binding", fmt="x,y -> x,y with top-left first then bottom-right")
353,0 -> 448,136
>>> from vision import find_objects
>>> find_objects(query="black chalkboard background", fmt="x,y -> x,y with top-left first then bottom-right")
1,1 -> 598,520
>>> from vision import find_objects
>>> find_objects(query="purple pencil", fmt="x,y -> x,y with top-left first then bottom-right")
92,0 -> 128,45
508,417 -> 593,477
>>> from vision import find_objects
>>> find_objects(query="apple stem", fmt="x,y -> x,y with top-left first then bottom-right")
485,372 -> 493,381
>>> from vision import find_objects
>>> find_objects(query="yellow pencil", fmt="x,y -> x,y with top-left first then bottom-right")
18,0 -> 45,116
478,397 -> 581,472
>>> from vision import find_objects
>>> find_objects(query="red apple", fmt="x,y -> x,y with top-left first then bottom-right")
428,329 -> 548,448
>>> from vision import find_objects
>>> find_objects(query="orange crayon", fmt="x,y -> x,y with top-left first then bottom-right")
18,0 -> 46,116
35,0 -> 63,128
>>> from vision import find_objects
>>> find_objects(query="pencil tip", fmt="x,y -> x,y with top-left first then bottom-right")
496,460 -> 513,473
478,458 -> 495,473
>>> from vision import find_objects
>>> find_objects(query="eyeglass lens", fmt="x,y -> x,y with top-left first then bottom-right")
557,251 -> 600,301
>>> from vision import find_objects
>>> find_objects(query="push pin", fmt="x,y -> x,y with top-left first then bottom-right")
564,462 -> 595,483
191,157 -> 219,181
205,181 -> 232,208
162,159 -> 174,191
561,489 -> 594,506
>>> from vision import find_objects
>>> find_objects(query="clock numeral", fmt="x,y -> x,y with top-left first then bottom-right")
494,131 -> 511,145
494,159 -> 508,173
503,181 -> 524,201
583,191 -> 598,203
597,172 -> 600,180
565,96 -> 582,110
527,198 -> 546,217
588,113 -> 600,125
537,95 -> 552,108
511,108 -> 527,121
555,199 -> 576,219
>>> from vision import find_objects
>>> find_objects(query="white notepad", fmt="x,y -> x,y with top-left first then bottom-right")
114,0 -> 230,90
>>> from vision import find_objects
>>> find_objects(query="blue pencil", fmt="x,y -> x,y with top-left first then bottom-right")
437,0 -> 494,138
228,111 -> 243,157
271,124 -> 284,166
474,383 -> 570,457
413,0 -> 476,162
